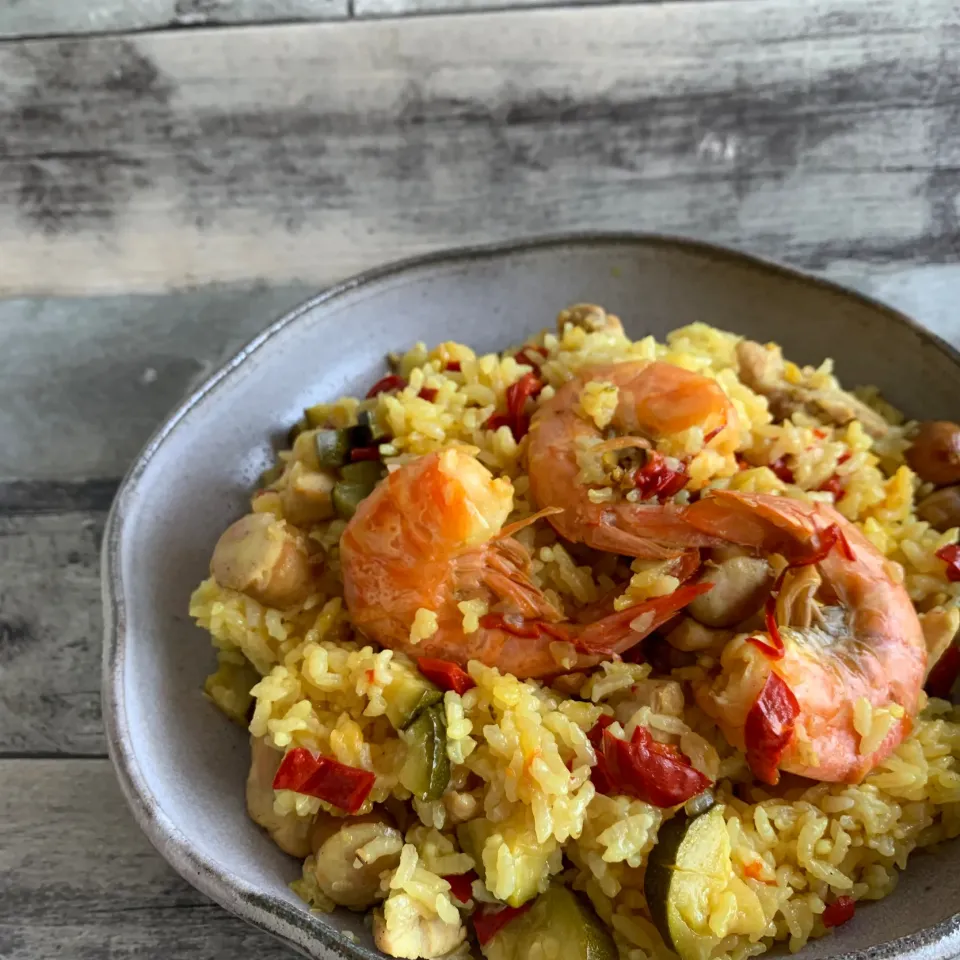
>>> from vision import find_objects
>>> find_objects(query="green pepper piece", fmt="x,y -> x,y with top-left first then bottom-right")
315,429 -> 351,469
340,460 -> 383,486
399,703 -> 449,802
384,673 -> 444,731
346,421 -> 375,449
332,481 -> 374,520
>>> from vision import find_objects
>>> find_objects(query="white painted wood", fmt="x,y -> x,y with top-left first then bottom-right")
0,759 -> 295,958
0,0 -> 957,297
0,0 -> 346,39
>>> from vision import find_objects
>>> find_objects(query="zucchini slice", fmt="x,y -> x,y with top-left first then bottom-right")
481,886 -> 616,960
399,703 -> 450,801
645,805 -> 730,960
384,673 -> 443,731
456,819 -> 554,908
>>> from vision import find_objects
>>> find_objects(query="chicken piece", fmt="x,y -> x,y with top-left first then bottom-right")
309,810 -> 403,909
736,339 -> 785,393
809,391 -> 890,440
688,557 -> 772,628
614,679 -> 685,727
373,894 -> 466,959
211,512 -> 316,608
551,672 -> 589,697
665,617 -> 732,653
736,339 -> 889,438
920,606 -> 960,677
246,737 -> 313,857
556,303 -> 623,336
281,461 -> 337,526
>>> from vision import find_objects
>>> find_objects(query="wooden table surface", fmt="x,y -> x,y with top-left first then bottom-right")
3,0 -> 960,956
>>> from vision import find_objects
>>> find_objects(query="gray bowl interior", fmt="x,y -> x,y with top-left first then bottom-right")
103,236 -> 960,960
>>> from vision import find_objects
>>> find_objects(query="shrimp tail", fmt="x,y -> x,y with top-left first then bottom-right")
576,582 -> 713,655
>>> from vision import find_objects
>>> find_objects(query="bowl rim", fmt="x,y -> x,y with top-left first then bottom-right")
101,230 -> 960,960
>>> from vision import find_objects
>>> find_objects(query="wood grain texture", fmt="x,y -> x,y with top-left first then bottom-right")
0,511 -> 106,756
0,0 -> 346,40
0,759 -> 295,958
353,0 -> 611,17
0,285 -> 311,481
1,0 -> 958,297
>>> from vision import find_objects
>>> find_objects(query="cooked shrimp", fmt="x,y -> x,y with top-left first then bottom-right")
340,448 -> 708,679
527,361 -> 739,559
683,490 -> 926,783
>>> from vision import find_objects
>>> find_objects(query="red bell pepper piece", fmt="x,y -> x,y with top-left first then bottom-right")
587,714 -> 615,750
703,424 -> 725,444
935,544 -> 960,582
590,723 -> 711,807
445,361 -> 462,372
744,672 -> 800,785
484,413 -> 515,433
473,902 -> 534,945
768,456 -> 795,484
366,374 -> 407,398
585,714 -> 617,793
272,748 -> 375,814
514,344 -> 548,367
819,474 -> 845,499
417,657 -> 476,695
418,387 -> 439,402
443,871 -> 478,904
484,372 -> 544,441
822,896 -> 856,928
349,446 -> 381,462
632,451 -> 689,502
926,645 -> 960,699
272,747 -> 319,792
299,757 -> 376,813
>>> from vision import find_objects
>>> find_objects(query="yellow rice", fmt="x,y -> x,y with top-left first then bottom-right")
191,311 -> 960,960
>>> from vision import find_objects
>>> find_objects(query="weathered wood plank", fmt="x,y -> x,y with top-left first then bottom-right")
0,285 -> 311,481
353,0 -> 611,17
0,0 -> 346,40
0,0 -> 958,297
0,512 -> 106,756
0,759 -> 294,958
2,263 -> 960,756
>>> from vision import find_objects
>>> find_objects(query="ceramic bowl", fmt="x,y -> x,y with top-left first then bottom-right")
103,234 -> 960,960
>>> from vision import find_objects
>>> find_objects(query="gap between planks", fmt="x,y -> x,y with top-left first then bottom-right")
0,0 -> 724,41
0,759 -> 294,960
